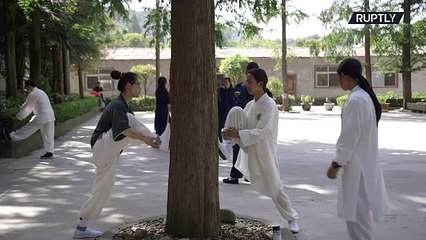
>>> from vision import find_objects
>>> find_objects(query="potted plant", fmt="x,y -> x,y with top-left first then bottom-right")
301,95 -> 315,111
377,94 -> 390,112
324,97 -> 334,111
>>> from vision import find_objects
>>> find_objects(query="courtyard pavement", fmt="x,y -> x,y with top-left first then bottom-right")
0,106 -> 425,240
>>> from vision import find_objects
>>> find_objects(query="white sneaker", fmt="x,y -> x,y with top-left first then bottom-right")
288,220 -> 299,234
73,227 -> 102,239
218,139 -> 230,160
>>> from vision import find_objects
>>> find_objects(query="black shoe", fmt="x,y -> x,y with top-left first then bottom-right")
244,178 -> 250,182
40,152 -> 53,159
1,127 -> 11,140
223,178 -> 239,184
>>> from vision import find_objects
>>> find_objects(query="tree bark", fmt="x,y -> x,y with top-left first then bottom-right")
4,0 -> 18,97
165,0 -> 220,238
402,0 -> 412,109
281,0 -> 289,111
63,46 -> 71,95
53,44 -> 64,95
30,9 -> 41,85
78,64 -> 84,98
364,0 -> 372,84
155,0 -> 161,84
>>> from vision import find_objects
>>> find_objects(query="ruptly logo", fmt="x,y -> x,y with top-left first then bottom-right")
348,12 -> 403,24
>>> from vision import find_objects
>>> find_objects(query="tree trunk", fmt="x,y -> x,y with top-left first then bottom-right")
63,46 -> 70,95
281,0 -> 289,111
30,9 -> 41,85
166,0 -> 220,238
364,0 -> 372,84
15,33 -> 25,91
4,0 -> 18,97
402,0 -> 412,109
78,64 -> 84,98
53,44 -> 64,95
155,0 -> 161,84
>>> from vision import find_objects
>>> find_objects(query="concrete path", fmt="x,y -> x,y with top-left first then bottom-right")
0,106 -> 425,240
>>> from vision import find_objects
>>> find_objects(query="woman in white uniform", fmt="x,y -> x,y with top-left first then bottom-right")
222,68 -> 299,233
73,70 -> 159,239
327,58 -> 389,240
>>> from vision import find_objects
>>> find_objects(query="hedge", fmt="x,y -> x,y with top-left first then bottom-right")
0,96 -> 99,130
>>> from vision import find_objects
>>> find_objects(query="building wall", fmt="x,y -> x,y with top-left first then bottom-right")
69,55 -> 426,100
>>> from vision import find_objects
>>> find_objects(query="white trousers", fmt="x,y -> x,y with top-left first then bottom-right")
225,107 -> 298,221
78,113 -> 154,219
346,177 -> 374,240
10,118 -> 55,153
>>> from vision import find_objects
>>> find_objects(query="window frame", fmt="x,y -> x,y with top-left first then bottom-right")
314,65 -> 340,88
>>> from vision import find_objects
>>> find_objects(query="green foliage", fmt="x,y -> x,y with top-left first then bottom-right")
131,64 -> 156,97
267,77 -> 283,104
0,96 -> 98,130
227,37 -> 281,48
325,97 -> 331,103
336,94 -> 349,107
288,94 -> 296,106
300,95 -> 315,104
130,96 -> 156,111
376,94 -> 388,104
52,97 -> 99,124
112,33 -> 154,47
218,54 -> 250,84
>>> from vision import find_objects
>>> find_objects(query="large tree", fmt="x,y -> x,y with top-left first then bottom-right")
166,0 -> 219,238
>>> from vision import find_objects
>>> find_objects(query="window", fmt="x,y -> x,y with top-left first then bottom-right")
86,68 -> 114,91
372,69 -> 397,87
315,65 -> 339,87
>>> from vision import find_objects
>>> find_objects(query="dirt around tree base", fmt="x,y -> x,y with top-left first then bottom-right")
112,217 -> 273,240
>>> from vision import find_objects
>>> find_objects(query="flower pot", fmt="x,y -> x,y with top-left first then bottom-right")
302,103 -> 312,111
380,103 -> 390,112
324,103 -> 334,111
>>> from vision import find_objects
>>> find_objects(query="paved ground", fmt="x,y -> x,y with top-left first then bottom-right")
0,106 -> 425,240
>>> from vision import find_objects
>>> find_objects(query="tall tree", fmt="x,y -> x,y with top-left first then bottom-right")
3,0 -> 18,97
166,0 -> 219,237
401,0 -> 412,108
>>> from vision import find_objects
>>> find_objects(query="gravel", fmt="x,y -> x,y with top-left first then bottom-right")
112,217 -> 272,240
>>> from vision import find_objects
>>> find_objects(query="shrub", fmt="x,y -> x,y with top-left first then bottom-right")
53,97 -> 99,124
288,94 -> 296,106
300,95 -> 315,104
336,94 -> 349,107
267,77 -> 283,104
0,96 -> 99,130
130,96 -> 156,111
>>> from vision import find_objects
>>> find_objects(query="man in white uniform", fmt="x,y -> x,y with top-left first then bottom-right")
222,68 -> 299,233
327,58 -> 389,240
2,80 -> 55,159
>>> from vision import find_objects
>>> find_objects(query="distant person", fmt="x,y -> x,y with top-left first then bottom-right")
222,61 -> 256,184
327,58 -> 389,240
218,77 -> 235,133
154,77 -> 171,136
73,70 -> 159,239
222,68 -> 299,233
1,79 -> 55,159
92,81 -> 105,107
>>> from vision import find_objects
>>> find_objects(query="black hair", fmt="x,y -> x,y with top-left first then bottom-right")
247,68 -> 268,92
24,80 -> 37,88
246,62 -> 259,72
111,70 -> 138,92
337,58 -> 381,125
157,76 -> 167,89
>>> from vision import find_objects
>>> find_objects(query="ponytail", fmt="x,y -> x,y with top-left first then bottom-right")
357,75 -> 382,125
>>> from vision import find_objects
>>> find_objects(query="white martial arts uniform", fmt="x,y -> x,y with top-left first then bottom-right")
10,87 -> 55,153
78,112 -> 156,219
225,93 -> 298,221
334,86 -> 389,240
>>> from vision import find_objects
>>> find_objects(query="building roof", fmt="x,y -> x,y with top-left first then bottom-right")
102,47 -> 367,60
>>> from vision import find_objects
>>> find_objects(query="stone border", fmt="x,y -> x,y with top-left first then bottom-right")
100,214 -> 288,240
407,102 -> 426,113
0,109 -> 101,158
